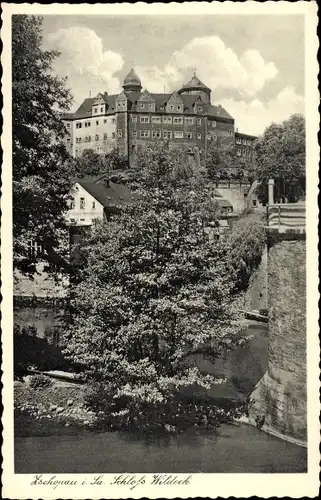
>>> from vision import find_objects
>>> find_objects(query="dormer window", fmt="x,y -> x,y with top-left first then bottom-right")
177,105 -> 182,111
100,106 -> 104,113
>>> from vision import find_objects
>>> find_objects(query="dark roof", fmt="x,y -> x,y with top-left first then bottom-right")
214,197 -> 233,208
67,91 -> 233,122
74,94 -> 117,118
77,176 -> 135,208
123,68 -> 142,88
235,131 -> 257,140
181,74 -> 211,91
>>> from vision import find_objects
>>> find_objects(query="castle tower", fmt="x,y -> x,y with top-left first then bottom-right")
177,72 -> 211,104
122,68 -> 142,93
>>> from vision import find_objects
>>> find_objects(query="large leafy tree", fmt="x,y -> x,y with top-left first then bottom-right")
254,114 -> 305,204
63,144 -> 246,430
12,15 -> 77,276
204,144 -> 254,182
75,148 -> 129,178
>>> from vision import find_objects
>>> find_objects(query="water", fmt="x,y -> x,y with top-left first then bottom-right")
14,322 -> 306,473
15,424 -> 306,473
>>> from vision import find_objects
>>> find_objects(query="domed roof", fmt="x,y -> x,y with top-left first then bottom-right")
180,73 -> 210,92
123,68 -> 142,90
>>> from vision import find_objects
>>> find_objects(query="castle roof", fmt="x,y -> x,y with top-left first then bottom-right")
65,91 -> 233,123
123,68 -> 142,90
180,74 -> 211,92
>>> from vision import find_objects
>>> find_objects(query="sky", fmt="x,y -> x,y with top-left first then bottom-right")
42,14 -> 305,135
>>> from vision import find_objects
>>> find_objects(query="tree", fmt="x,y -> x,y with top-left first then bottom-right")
204,144 -> 252,182
222,213 -> 266,293
63,144 -> 246,431
75,148 -> 129,178
12,15 -> 77,276
254,114 -> 305,204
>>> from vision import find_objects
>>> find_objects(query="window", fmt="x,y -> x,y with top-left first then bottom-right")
140,116 -> 150,123
93,107 -> 98,114
174,130 -> 183,139
96,120 -> 99,125
186,132 -> 193,139
160,106 -> 164,111
80,197 -> 85,209
104,119 -> 107,124
212,121 -> 217,128
242,149 -> 246,156
28,240 -> 43,258
139,103 -> 145,109
213,134 -> 217,142
112,118 -> 116,124
112,132 -> 116,139
76,137 -> 81,143
92,201 -> 96,209
100,107 -> 104,113
236,137 -> 241,144
185,117 -> 194,125
118,129 -> 122,138
197,133 -> 202,140
163,116 -> 172,124
85,136 -> 91,142
169,105 -> 174,111
252,199 -> 257,207
152,129 -> 161,138
140,130 -> 150,138
163,130 -> 172,139
198,106 -> 203,113
132,115 -> 137,123
76,122 -> 82,129
95,134 -> 99,141
69,198 -> 75,209
152,116 -> 161,124
177,105 -> 182,111
66,123 -> 71,128
243,138 -> 246,144
67,138 -> 71,142
197,118 -> 202,125
173,117 -> 183,125
132,130 -> 137,138
103,133 -> 108,140
85,121 -> 91,128
148,104 -> 154,110
237,148 -> 241,156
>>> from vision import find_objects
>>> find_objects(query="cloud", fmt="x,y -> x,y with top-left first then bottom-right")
221,87 -> 304,135
46,27 -> 124,108
138,36 -> 278,98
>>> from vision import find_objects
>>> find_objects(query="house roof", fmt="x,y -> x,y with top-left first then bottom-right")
214,197 -> 233,209
77,176 -> 135,208
123,68 -> 142,89
65,91 -> 233,122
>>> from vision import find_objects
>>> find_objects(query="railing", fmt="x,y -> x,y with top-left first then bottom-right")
267,202 -> 306,233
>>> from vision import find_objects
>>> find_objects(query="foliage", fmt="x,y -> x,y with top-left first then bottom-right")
12,15 -> 77,277
254,114 -> 305,204
29,374 -> 53,389
222,213 -> 266,292
75,148 -> 128,178
63,143 -> 246,429
14,324 -> 71,379
204,145 -> 254,182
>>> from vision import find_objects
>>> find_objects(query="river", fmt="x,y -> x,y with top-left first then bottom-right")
14,322 -> 307,473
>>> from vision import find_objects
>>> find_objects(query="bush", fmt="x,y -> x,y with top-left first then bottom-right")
14,324 -> 72,379
29,374 -> 53,389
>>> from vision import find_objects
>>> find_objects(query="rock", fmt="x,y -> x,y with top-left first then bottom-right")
67,399 -> 74,407
49,405 -> 57,411
56,407 -> 65,414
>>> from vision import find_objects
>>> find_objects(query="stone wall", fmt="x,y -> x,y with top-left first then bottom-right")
250,238 -> 306,443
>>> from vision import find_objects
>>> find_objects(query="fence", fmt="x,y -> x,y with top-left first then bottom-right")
267,202 -> 306,232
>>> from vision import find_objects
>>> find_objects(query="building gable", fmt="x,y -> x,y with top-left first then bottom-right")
165,91 -> 184,113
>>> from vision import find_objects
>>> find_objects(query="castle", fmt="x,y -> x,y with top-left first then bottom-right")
63,69 -> 256,165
